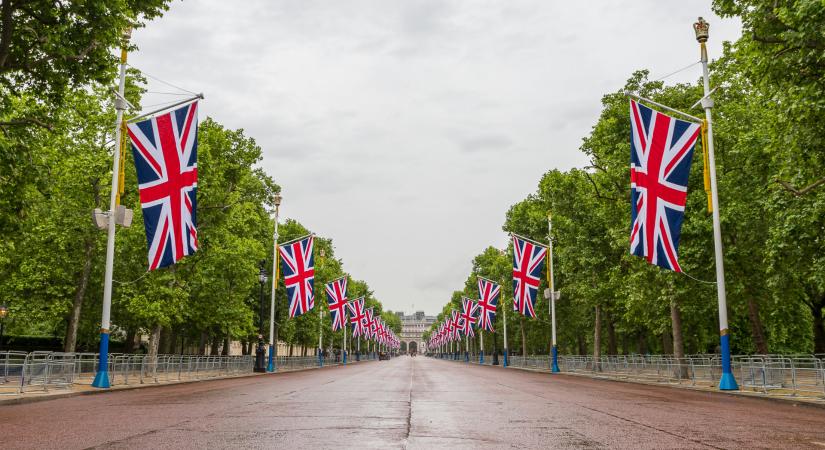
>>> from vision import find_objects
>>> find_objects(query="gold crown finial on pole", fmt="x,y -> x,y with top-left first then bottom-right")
693,17 -> 709,43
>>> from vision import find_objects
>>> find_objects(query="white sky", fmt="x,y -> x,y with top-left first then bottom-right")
130,1 -> 740,316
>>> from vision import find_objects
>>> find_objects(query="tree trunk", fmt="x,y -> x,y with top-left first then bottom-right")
593,305 -> 601,371
222,336 -> 230,356
671,300 -> 688,378
124,328 -> 137,353
198,331 -> 207,355
745,295 -> 769,354
64,238 -> 94,353
210,334 -> 220,355
637,332 -> 648,354
606,312 -> 617,355
148,325 -> 161,357
812,295 -> 825,354
147,324 -> 162,380
662,328 -> 673,355
577,333 -> 586,355
519,316 -> 527,356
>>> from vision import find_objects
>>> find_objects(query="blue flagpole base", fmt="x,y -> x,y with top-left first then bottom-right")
719,371 -> 739,390
718,333 -> 738,390
343,351 -> 347,364
267,346 -> 275,372
91,332 -> 111,389
503,349 -> 509,368
551,345 -> 560,373
318,351 -> 323,368
480,351 -> 484,364
356,352 -> 360,361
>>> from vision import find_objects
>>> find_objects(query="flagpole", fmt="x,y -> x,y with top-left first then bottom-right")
92,29 -> 131,389
479,330 -> 484,364
464,334 -> 469,363
267,194 -> 282,373
503,296 -> 509,368
318,308 -> 324,367
694,17 -> 738,391
548,213 -> 560,373
343,322 -> 348,364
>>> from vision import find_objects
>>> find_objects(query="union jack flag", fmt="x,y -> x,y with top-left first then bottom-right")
325,277 -> 348,331
630,100 -> 700,272
279,234 -> 315,317
366,308 -> 377,340
450,310 -> 461,341
127,102 -> 199,270
477,276 -> 500,332
512,235 -> 547,318
347,297 -> 366,337
459,297 -> 479,338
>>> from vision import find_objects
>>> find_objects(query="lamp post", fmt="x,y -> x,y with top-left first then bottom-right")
268,192 -> 282,372
547,212 -> 560,373
254,261 -> 268,372
0,304 -> 8,351
693,17 -> 738,391
318,249 -> 325,368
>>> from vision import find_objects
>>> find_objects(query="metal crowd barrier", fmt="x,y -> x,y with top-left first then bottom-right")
2,350 -> 381,396
434,351 -> 825,399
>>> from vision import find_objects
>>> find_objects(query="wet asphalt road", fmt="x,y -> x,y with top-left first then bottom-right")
3,356 -> 825,449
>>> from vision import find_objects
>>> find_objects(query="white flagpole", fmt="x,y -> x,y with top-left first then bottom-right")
503,296 -> 509,367
267,194 -> 281,373
694,17 -> 737,390
92,30 -> 131,389
479,330 -> 484,364
548,213 -> 559,373
318,308 -> 323,367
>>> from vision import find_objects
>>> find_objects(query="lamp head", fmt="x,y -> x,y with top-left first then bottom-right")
273,192 -> 282,207
0,304 -> 7,319
693,17 -> 709,43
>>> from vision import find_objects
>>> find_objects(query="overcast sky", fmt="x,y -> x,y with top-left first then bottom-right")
130,1 -> 740,316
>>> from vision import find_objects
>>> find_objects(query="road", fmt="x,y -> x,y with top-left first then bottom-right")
3,356 -> 825,449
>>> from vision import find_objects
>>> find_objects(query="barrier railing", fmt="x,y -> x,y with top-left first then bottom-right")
1,350 -> 380,396
434,352 -> 825,399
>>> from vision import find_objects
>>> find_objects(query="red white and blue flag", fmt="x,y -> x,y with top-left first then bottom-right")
366,308 -> 377,340
325,277 -> 348,332
459,297 -> 479,338
347,297 -> 367,338
127,102 -> 199,270
279,234 -> 315,318
512,235 -> 547,318
629,100 -> 700,272
477,276 -> 500,332
450,310 -> 461,341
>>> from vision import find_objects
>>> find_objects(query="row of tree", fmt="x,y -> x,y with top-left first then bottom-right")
0,1 -> 401,356
426,1 -> 825,357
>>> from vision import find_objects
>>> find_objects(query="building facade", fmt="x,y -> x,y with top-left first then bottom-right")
396,311 -> 436,354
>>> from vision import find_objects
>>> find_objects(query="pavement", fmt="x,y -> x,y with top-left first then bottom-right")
3,356 -> 825,449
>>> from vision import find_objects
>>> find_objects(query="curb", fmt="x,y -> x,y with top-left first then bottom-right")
0,359 -> 378,407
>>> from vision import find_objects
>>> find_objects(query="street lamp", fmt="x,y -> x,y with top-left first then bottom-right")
318,248 -> 325,367
0,304 -> 8,352
254,261 -> 268,372
268,192 -> 282,373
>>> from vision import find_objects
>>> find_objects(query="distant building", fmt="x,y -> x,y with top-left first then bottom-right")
398,311 -> 436,353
